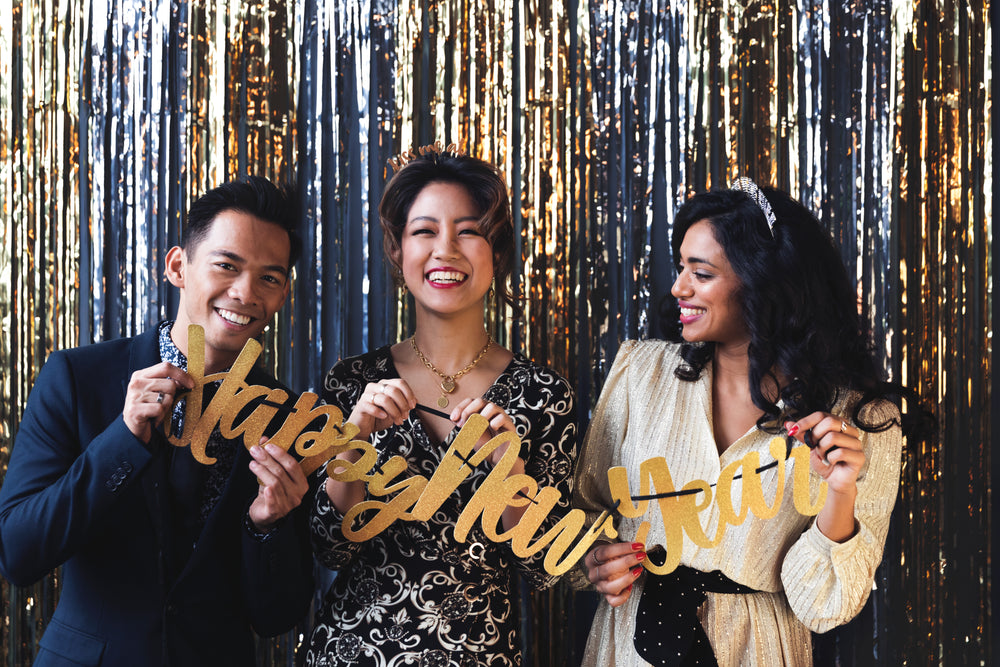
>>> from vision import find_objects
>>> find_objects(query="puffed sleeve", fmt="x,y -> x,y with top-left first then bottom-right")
568,340 -> 637,589
309,357 -> 371,570
779,399 -> 903,632
497,362 -> 578,590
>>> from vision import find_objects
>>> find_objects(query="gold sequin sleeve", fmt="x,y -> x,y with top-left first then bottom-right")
779,399 -> 903,632
576,340 -> 906,666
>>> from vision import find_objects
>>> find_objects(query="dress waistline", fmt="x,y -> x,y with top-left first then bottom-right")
633,565 -> 758,666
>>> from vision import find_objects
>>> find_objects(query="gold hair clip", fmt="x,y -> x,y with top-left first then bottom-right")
387,141 -> 466,172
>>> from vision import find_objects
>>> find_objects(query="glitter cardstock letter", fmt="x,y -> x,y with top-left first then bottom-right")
324,418 -> 827,576
607,438 -> 828,575
327,414 -> 619,577
167,324 -> 359,475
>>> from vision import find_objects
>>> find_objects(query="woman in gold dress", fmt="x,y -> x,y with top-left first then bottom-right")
574,180 -> 931,666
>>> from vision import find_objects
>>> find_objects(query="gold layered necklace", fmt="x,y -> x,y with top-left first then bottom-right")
410,334 -> 492,408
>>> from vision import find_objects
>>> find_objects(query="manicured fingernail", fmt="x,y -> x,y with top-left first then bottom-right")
631,566 -> 643,577
627,584 -> 633,592
250,445 -> 263,458
264,443 -> 278,453
635,552 -> 646,562
632,542 -> 644,551
785,422 -> 799,437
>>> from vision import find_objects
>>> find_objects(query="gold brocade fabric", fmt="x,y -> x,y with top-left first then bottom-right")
573,341 -> 904,667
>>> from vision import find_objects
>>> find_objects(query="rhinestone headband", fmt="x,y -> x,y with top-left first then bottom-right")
731,177 -> 776,237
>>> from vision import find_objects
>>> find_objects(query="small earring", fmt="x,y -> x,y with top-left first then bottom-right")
400,283 -> 408,296
488,282 -> 495,300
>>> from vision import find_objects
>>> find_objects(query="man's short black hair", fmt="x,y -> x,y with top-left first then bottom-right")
183,176 -> 302,270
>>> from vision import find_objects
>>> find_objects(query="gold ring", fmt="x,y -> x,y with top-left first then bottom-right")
840,420 -> 848,433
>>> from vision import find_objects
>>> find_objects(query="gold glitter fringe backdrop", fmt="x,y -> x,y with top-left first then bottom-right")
0,0 -> 992,665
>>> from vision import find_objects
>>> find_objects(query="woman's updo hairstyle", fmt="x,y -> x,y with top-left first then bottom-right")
663,184 -> 932,439
379,148 -> 519,315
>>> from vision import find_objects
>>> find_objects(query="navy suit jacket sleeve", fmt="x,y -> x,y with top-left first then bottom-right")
237,368 -> 315,637
0,332 -> 314,660
0,347 -> 153,585
240,497 -> 315,636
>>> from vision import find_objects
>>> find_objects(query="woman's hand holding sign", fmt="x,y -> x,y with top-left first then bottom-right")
785,412 -> 865,543
585,541 -> 647,608
450,398 -> 516,465
350,379 -> 418,441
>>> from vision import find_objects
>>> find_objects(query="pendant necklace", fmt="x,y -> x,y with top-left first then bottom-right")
410,334 -> 492,408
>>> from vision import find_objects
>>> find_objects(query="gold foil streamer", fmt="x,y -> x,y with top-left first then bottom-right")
2,0 -> 82,661
2,0 -> 303,661
889,2 -> 992,665
0,0 -> 992,664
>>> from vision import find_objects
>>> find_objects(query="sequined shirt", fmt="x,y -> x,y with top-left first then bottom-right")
573,340 -> 903,667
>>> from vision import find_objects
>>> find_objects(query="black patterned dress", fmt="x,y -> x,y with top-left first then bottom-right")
304,346 -> 577,667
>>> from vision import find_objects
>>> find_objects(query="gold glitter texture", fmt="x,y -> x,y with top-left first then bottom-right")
0,0 -> 992,664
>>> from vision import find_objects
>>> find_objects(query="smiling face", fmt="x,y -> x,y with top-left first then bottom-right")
670,219 -> 748,348
166,209 -> 291,373
396,181 -> 494,320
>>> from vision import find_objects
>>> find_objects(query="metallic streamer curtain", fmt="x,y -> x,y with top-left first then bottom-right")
0,0 -> 992,665
0,0 -> 305,662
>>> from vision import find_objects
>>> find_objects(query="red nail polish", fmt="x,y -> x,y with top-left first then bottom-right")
631,566 -> 643,577
635,552 -> 646,562
631,542 -> 644,551
786,423 -> 800,437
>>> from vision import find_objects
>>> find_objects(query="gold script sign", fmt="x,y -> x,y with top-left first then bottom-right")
167,325 -> 359,476
328,417 -> 826,576
326,413 -> 619,577
609,438 -> 827,575
170,324 -> 827,576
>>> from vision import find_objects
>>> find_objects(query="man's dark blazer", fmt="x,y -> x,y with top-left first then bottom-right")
0,325 -> 314,666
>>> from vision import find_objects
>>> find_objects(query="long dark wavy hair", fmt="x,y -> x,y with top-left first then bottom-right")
661,186 -> 932,439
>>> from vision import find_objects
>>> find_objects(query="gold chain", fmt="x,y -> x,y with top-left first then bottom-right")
410,334 -> 492,408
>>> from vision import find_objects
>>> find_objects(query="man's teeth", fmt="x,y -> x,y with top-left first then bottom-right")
681,307 -> 705,316
428,271 -> 466,284
218,309 -> 251,325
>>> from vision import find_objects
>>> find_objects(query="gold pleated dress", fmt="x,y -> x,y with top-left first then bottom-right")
573,340 -> 903,667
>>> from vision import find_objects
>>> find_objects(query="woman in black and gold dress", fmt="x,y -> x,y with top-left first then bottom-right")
304,147 -> 577,667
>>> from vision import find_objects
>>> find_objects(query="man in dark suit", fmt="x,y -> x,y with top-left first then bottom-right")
0,177 -> 314,666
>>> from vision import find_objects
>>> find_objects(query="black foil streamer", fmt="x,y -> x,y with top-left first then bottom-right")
0,0 -> 991,665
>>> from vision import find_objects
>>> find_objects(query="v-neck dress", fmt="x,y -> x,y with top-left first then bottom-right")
573,340 -> 903,667
305,346 -> 577,667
